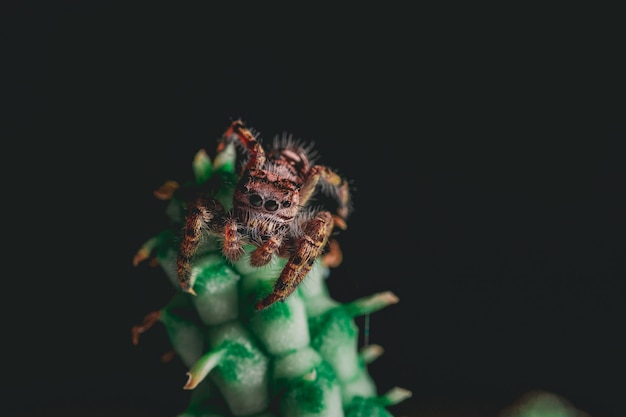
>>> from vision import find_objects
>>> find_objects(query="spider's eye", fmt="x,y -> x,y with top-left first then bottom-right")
249,194 -> 263,207
264,200 -> 279,211
282,201 -> 291,208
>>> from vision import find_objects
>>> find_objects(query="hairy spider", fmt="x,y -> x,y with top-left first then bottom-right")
177,119 -> 352,310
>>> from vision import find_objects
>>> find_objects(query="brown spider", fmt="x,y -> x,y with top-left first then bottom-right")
177,119 -> 352,310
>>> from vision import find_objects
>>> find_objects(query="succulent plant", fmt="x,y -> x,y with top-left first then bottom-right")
132,129 -> 412,417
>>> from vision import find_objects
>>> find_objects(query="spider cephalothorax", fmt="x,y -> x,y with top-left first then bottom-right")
177,119 -> 352,310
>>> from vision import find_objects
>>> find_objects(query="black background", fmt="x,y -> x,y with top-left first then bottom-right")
3,3 -> 625,417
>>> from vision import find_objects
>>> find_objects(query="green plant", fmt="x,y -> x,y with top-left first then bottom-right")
132,132 -> 412,417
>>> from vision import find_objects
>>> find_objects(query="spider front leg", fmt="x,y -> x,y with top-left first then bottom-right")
250,234 -> 285,267
255,211 -> 335,310
177,194 -> 227,295
299,165 -> 351,227
221,216 -> 246,262
221,119 -> 266,170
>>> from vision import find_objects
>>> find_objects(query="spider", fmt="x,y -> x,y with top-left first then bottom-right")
177,119 -> 352,310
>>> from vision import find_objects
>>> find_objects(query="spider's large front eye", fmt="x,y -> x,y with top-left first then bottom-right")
264,200 -> 279,211
249,194 -> 263,207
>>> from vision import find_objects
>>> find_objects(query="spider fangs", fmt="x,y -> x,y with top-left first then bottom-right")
176,120 -> 352,310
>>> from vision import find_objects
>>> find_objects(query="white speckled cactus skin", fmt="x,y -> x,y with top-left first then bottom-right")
132,141 -> 412,417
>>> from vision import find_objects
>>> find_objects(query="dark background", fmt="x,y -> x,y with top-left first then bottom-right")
3,3 -> 624,417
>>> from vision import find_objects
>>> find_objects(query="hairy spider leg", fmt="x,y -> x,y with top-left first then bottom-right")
222,216 -> 246,262
255,211 -> 335,310
299,165 -> 351,227
249,233 -> 285,267
177,194 -> 227,295
222,119 -> 266,169
321,238 -> 343,268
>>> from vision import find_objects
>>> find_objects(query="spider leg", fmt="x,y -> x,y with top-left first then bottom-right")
321,238 -> 343,268
299,165 -> 351,225
177,194 -> 226,295
255,211 -> 334,310
222,216 -> 246,262
250,234 -> 285,267
221,119 -> 266,170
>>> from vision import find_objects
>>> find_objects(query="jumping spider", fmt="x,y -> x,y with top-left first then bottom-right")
177,119 -> 352,310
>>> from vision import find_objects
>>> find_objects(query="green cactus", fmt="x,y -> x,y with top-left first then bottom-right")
132,132 -> 412,417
